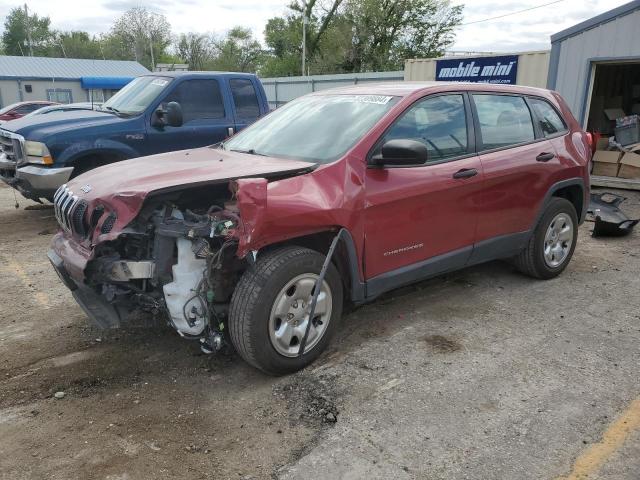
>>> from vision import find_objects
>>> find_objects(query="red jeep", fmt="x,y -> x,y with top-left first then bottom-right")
49,83 -> 591,375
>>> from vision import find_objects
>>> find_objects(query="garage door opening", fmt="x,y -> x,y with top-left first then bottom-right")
585,61 -> 640,137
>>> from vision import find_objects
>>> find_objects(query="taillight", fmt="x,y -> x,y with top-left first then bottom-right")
586,132 -> 594,150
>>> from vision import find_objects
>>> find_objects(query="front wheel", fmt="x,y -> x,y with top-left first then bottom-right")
513,197 -> 578,279
228,246 -> 343,375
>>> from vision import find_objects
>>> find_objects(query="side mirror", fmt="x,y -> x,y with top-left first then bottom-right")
370,139 -> 428,167
165,101 -> 183,127
152,101 -> 183,128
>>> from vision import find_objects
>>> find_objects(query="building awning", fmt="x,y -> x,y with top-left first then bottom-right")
80,76 -> 135,89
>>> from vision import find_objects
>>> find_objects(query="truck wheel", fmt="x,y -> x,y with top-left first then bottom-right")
513,197 -> 578,279
229,246 -> 343,375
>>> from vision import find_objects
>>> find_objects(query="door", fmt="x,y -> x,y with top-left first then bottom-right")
145,78 -> 235,156
229,77 -> 263,133
364,93 -> 483,282
471,93 -> 558,243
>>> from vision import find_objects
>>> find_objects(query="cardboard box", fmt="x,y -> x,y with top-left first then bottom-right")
618,151 -> 640,179
621,142 -> 640,153
595,137 -> 611,151
592,150 -> 622,177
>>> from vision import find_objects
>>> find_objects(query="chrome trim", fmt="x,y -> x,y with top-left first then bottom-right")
0,129 -> 26,165
53,184 -> 83,234
15,165 -> 73,192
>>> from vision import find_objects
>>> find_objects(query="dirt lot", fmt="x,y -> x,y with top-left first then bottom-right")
0,182 -> 639,480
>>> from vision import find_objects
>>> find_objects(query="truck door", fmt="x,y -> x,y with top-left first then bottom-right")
228,77 -> 263,133
145,78 -> 235,155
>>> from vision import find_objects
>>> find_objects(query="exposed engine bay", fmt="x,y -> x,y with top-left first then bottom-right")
85,184 -> 248,354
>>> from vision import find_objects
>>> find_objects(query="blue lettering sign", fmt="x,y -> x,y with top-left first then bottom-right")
435,55 -> 519,84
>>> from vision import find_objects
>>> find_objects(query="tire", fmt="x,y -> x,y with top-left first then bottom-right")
229,246 -> 343,375
513,197 -> 578,279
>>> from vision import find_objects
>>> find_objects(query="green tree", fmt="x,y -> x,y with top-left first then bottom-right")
109,7 -> 172,69
176,33 -> 212,70
2,6 -> 52,56
261,0 -> 345,77
344,0 -> 463,71
47,31 -> 103,59
262,0 -> 463,75
208,27 -> 263,73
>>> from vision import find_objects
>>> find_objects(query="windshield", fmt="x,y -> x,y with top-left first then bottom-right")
102,76 -> 172,115
223,94 -> 399,163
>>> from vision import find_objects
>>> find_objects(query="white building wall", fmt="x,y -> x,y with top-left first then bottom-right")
22,80 -> 86,103
0,80 -> 20,107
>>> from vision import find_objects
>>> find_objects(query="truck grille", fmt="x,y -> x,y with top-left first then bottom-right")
53,184 -> 88,235
0,129 -> 25,165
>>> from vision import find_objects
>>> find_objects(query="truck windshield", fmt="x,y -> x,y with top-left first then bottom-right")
223,94 -> 399,163
102,76 -> 172,115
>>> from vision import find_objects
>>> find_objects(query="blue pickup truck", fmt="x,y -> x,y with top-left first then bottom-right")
0,72 -> 269,201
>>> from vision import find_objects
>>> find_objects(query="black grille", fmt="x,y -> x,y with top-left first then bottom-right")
101,213 -> 116,234
90,205 -> 105,230
71,201 -> 88,237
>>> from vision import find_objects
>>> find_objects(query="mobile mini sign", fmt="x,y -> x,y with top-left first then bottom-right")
435,55 -> 519,84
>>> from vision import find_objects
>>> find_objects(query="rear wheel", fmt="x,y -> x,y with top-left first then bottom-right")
514,197 -> 578,279
228,246 -> 343,375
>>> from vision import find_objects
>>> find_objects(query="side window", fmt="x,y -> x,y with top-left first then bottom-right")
380,94 -> 468,162
230,79 -> 260,120
529,98 -> 567,137
14,104 -> 40,114
473,94 -> 535,150
163,79 -> 225,123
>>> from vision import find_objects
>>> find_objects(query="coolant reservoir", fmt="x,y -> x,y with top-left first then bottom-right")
163,238 -> 208,336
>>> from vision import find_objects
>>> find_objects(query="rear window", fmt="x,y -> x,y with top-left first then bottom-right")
529,98 -> 567,137
230,79 -> 260,120
163,79 -> 225,123
473,94 -> 535,150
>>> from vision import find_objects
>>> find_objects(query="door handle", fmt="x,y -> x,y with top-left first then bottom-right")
536,152 -> 555,162
452,168 -> 478,179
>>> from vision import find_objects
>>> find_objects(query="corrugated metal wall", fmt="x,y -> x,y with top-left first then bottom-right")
550,8 -> 640,123
260,71 -> 404,108
404,51 -> 550,88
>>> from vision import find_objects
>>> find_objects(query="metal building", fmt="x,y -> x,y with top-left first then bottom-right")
0,56 -> 149,108
547,0 -> 640,130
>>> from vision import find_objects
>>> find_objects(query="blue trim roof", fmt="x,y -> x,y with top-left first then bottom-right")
80,76 -> 134,89
551,0 -> 640,43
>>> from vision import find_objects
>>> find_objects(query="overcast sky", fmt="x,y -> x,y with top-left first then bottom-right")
0,0 -> 633,53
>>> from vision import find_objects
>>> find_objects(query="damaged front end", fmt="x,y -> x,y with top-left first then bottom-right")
49,179 -> 264,354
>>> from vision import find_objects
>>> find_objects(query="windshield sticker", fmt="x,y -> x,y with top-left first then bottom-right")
151,79 -> 169,86
335,95 -> 393,105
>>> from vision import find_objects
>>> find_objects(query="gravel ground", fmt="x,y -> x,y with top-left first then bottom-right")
0,182 -> 638,480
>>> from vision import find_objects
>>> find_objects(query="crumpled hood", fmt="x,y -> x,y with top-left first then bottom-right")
67,146 -> 316,202
1,110 -> 127,140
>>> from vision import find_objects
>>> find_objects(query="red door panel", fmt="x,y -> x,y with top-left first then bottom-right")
364,157 -> 483,279
476,140 -> 557,241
